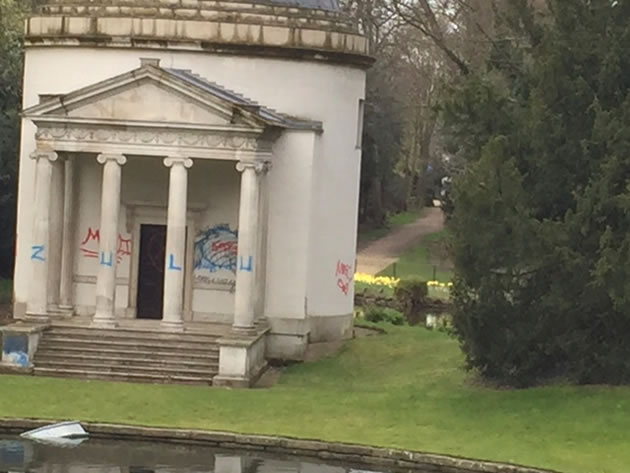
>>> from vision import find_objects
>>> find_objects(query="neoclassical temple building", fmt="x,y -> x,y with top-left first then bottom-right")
1,0 -> 371,386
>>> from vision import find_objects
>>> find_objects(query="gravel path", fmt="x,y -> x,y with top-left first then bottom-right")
355,208 -> 445,275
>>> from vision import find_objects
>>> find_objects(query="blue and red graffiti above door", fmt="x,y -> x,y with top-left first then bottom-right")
194,224 -> 238,274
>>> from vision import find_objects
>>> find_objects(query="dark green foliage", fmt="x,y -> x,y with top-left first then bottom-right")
0,0 -> 31,278
363,306 -> 406,326
445,0 -> 630,387
394,277 -> 428,324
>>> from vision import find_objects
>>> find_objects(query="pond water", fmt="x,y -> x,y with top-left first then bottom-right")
0,435 -> 394,473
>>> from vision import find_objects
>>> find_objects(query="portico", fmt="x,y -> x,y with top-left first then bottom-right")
11,61 -> 322,385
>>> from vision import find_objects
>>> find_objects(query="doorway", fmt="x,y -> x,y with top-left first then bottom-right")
136,224 -> 167,319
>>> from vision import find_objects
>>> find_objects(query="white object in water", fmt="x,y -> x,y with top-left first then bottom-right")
20,421 -> 88,441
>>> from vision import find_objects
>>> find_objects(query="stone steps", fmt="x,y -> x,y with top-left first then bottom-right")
33,367 -> 213,385
34,360 -> 215,377
32,326 -> 220,385
35,351 -> 219,368
39,336 -> 217,352
35,346 -> 219,361
45,325 -> 222,342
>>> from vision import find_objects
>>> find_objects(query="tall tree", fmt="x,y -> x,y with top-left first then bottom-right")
446,0 -> 630,387
0,0 -> 30,278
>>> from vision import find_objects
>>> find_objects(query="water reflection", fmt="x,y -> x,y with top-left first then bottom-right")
0,436 -> 389,473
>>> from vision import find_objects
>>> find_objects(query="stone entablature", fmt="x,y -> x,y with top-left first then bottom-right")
34,125 -> 273,160
27,0 -> 371,66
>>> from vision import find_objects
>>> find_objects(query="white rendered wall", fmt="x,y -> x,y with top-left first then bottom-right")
264,130 -> 316,320
15,47 -> 366,327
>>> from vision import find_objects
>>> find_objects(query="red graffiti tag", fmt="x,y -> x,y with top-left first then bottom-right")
80,227 -> 132,264
211,240 -> 238,255
336,260 -> 353,296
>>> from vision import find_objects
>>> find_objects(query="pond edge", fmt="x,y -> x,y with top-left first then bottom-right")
0,418 -> 560,473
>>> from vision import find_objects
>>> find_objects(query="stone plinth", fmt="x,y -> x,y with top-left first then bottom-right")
0,323 -> 48,372
214,328 -> 269,388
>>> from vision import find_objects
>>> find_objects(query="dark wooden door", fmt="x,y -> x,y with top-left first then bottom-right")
136,224 -> 167,319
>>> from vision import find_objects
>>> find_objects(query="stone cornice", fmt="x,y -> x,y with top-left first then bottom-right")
25,9 -> 374,68
27,116 -> 264,135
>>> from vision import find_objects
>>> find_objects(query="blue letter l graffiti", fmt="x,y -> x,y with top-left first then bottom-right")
100,251 -> 113,267
168,254 -> 182,271
239,256 -> 253,272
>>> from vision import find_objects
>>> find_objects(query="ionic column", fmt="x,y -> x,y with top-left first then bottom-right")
26,150 -> 58,320
254,162 -> 271,323
47,158 -> 64,309
59,157 -> 76,310
162,156 -> 193,331
92,153 -> 126,328
233,161 -> 264,334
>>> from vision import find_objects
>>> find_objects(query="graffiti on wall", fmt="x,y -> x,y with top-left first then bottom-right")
2,334 -> 29,368
336,260 -> 353,295
79,227 -> 132,264
194,224 -> 238,283
239,256 -> 253,272
31,245 -> 45,261
195,275 -> 236,291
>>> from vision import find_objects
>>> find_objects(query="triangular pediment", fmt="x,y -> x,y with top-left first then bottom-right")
24,63 -> 323,134
65,79 -> 233,125
23,65 -> 268,130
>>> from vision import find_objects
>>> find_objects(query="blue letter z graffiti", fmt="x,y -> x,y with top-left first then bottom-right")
31,245 -> 45,261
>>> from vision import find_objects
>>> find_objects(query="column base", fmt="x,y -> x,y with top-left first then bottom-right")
48,305 -> 73,318
161,320 -> 185,332
231,324 -> 258,336
91,315 -> 117,329
24,312 -> 50,323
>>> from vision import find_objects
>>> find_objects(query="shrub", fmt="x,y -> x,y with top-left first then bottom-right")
394,277 -> 428,324
363,306 -> 406,326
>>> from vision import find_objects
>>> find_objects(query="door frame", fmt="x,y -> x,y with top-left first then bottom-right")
126,203 -> 198,321
136,223 -> 168,320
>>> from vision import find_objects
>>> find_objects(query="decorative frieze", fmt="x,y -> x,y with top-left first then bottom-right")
34,126 -> 272,153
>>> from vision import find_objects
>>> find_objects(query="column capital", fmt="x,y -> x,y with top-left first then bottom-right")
164,156 -> 193,168
97,153 -> 127,165
30,150 -> 58,162
236,160 -> 269,174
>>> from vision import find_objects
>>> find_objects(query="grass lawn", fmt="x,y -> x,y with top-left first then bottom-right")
379,230 -> 453,282
0,326 -> 626,473
0,279 -> 11,305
